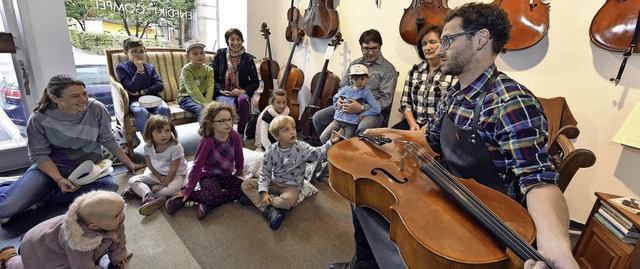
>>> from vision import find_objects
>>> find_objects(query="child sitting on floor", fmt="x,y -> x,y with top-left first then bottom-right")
165,102 -> 244,220
0,190 -> 132,269
254,89 -> 290,151
240,115 -> 342,230
123,115 -> 188,216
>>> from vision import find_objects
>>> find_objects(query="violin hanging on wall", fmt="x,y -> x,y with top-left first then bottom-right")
285,0 -> 304,42
399,0 -> 449,45
493,0 -> 550,51
589,0 -> 640,85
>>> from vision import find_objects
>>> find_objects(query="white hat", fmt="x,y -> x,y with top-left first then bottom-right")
185,40 -> 206,53
347,64 -> 369,76
68,159 -> 113,185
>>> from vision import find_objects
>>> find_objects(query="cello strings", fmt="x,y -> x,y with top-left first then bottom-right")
396,140 -> 550,264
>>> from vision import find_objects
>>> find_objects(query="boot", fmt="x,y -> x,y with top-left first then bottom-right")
262,206 -> 286,230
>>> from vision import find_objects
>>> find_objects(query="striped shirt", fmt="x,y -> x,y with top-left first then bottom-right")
398,61 -> 453,125
426,65 -> 558,202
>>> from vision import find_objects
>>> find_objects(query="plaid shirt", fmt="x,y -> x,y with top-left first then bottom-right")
398,61 -> 453,125
426,65 -> 558,202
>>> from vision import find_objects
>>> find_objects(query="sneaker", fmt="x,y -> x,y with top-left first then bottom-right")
262,206 -> 286,230
165,197 -> 186,215
196,203 -> 213,220
139,196 -> 167,216
238,193 -> 252,206
120,188 -> 140,200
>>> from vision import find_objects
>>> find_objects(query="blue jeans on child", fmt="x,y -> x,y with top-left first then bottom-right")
312,106 -> 386,138
129,99 -> 171,132
0,164 -> 119,218
178,97 -> 205,121
216,94 -> 250,136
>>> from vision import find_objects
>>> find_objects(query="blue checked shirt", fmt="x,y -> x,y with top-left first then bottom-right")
426,65 -> 558,202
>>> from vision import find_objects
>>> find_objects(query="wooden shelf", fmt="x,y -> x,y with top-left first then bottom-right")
573,192 -> 640,269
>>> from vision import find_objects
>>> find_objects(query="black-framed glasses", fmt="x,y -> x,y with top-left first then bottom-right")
440,30 -> 477,50
361,46 -> 380,53
213,118 -> 235,124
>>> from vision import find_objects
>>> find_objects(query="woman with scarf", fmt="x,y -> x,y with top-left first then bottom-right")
210,28 -> 260,138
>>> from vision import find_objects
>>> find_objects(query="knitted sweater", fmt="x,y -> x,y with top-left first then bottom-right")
26,99 -> 119,168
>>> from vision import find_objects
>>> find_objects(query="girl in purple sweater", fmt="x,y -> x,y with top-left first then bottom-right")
165,102 -> 244,220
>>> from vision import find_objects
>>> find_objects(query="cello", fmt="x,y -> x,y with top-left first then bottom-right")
399,0 -> 449,45
300,0 -> 339,39
256,23 -> 280,111
285,0 -> 304,42
493,0 -> 549,50
589,0 -> 640,85
300,33 -> 343,140
278,33 -> 305,121
327,132 -> 555,268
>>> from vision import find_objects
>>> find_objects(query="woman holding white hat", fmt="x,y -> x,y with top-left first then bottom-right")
0,75 -> 144,221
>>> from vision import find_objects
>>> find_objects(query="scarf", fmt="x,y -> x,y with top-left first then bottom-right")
225,47 -> 245,91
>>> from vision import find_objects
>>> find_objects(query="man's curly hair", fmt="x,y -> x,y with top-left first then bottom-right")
444,2 -> 512,54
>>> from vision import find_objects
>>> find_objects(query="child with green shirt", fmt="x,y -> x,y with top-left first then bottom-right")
177,40 -> 215,120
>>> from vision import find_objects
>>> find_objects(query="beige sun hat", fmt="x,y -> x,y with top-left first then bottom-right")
68,159 -> 113,185
347,64 -> 369,76
185,40 -> 206,53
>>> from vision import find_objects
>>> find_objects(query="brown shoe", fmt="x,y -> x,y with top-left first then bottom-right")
0,246 -> 18,267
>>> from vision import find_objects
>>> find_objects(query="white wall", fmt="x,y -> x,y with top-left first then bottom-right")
247,0 -> 640,223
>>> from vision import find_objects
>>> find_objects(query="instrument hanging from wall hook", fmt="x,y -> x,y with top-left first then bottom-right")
611,10 -> 640,86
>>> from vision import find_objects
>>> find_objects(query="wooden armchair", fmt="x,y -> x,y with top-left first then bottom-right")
538,97 -> 596,192
105,48 -> 214,158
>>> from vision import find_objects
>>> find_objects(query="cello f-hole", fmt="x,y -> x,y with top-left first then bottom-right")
371,168 -> 408,184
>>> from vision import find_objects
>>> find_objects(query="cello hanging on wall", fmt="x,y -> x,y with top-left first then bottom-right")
300,0 -> 339,39
278,33 -> 305,121
589,0 -> 640,85
299,33 -> 343,140
399,0 -> 449,45
256,23 -> 280,111
492,0 -> 550,51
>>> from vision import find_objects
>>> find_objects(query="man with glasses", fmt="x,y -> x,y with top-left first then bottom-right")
116,37 -> 170,134
312,29 -> 398,140
353,3 -> 579,269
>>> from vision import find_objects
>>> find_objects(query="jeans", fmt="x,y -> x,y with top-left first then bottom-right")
130,100 -> 171,132
320,120 -> 357,144
178,97 -> 205,121
216,94 -> 250,136
0,164 -> 119,218
350,204 -> 376,263
312,106 -> 386,138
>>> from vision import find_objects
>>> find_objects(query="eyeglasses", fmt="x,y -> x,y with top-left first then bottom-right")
439,30 -> 477,50
129,50 -> 146,56
361,46 -> 380,53
213,118 -> 235,124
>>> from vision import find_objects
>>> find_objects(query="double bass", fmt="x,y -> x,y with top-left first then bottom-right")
589,0 -> 640,85
328,132 -> 555,268
285,0 -> 304,42
300,33 -> 343,140
493,0 -> 549,50
399,0 -> 449,45
300,0 -> 339,39
278,33 -> 305,121
256,23 -> 280,111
